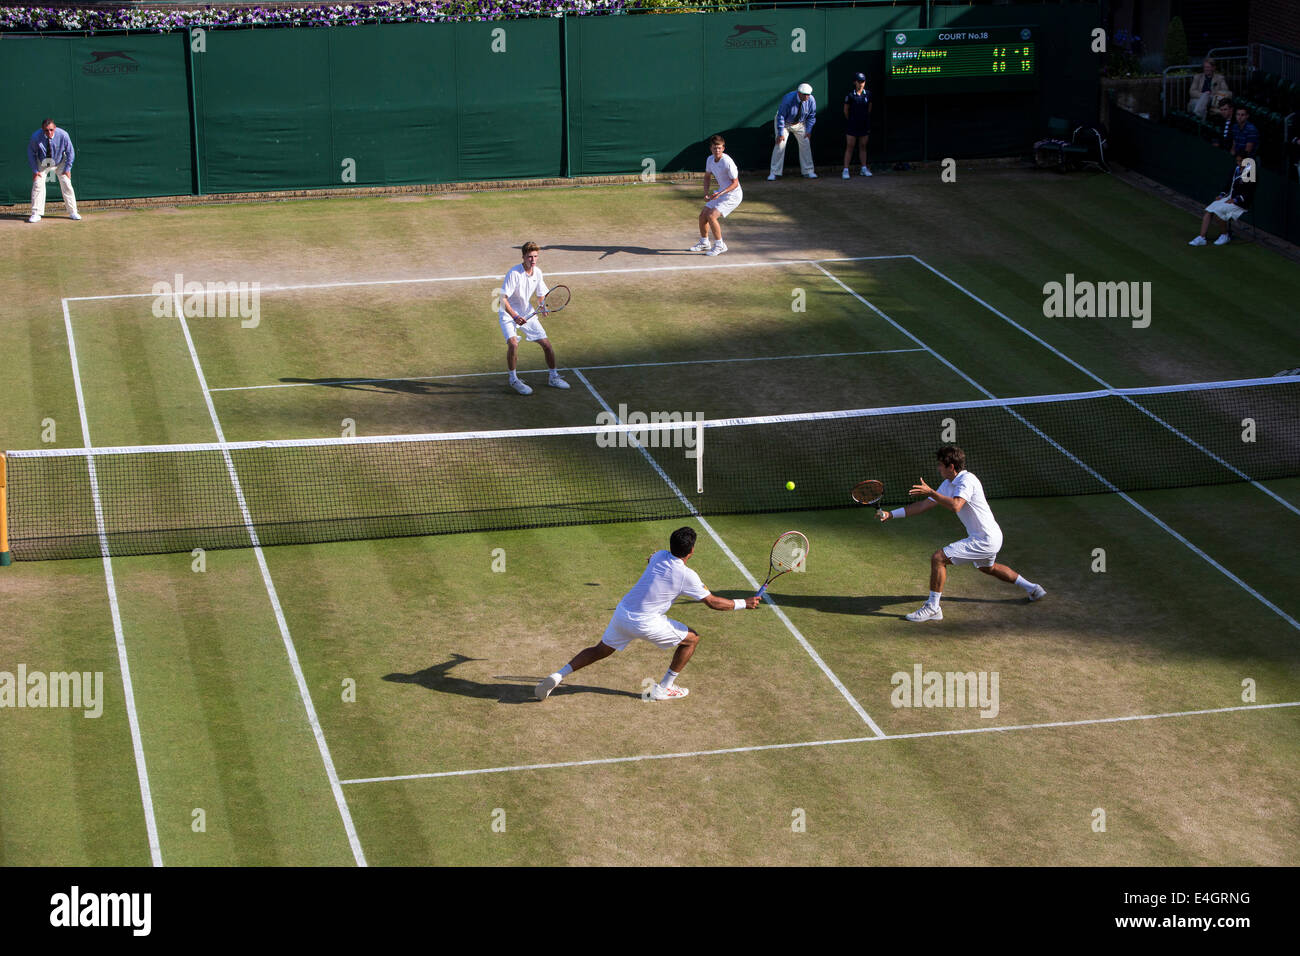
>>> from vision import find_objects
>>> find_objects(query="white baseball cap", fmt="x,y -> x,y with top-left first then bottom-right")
797,83 -> 813,94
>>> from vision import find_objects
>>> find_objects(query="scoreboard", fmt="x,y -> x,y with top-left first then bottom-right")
887,26 -> 1039,95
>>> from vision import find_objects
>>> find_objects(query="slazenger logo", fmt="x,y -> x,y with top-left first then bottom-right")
725,24 -> 778,49
83,51 -> 139,75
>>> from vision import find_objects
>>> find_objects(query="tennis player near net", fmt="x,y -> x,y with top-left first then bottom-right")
879,446 -> 1046,622
536,527 -> 759,701
499,241 -> 569,395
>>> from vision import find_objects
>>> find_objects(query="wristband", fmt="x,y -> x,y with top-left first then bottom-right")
891,508 -> 905,520
733,599 -> 746,610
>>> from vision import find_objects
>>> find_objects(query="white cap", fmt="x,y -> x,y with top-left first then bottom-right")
797,83 -> 813,95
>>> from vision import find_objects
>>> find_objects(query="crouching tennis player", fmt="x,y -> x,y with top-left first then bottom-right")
879,446 -> 1046,622
536,526 -> 759,701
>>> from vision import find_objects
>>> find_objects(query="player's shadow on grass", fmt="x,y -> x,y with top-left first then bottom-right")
384,653 -> 640,704
544,244 -> 696,259
766,593 -> 1022,617
279,376 -> 491,394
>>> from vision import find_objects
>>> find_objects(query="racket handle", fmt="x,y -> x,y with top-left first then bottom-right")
756,584 -> 768,599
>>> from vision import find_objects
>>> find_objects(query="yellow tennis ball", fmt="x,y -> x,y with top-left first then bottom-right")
786,481 -> 795,491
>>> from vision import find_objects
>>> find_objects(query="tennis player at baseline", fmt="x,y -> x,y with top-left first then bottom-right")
689,134 -> 742,257
536,527 -> 759,702
879,446 -> 1046,622
498,241 -> 568,395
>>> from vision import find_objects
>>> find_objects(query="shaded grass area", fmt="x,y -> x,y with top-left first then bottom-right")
2,168 -> 1297,865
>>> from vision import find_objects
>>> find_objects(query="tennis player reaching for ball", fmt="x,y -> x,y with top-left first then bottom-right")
879,446 -> 1045,622
689,135 -> 742,257
535,526 -> 759,702
499,241 -> 569,395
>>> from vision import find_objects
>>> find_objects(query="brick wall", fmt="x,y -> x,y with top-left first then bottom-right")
1250,0 -> 1300,52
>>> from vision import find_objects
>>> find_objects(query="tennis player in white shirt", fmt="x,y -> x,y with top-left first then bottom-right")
498,241 -> 569,395
689,135 -> 743,257
535,527 -> 759,701
879,446 -> 1046,622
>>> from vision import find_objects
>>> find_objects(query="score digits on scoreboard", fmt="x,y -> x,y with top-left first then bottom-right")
887,26 -> 1039,95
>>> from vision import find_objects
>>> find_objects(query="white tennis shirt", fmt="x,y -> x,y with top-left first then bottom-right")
500,263 -> 548,319
938,470 -> 1002,543
616,550 -> 710,618
706,153 -> 741,195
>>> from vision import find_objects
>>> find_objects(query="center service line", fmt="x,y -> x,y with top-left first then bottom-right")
571,369 -> 886,735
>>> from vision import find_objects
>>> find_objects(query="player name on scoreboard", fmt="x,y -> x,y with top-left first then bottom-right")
887,26 -> 1039,95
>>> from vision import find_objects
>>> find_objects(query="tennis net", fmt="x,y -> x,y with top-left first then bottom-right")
6,376 -> 1297,560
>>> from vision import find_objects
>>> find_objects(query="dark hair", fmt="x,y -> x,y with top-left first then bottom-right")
669,526 -> 697,558
521,241 -> 540,257
936,446 -> 966,471
708,134 -> 725,147
1235,104 -> 1250,116
42,118 -> 55,130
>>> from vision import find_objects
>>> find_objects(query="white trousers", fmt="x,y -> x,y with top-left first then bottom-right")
31,166 -> 79,218
770,121 -> 814,177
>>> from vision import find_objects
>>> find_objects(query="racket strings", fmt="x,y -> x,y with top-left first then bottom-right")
545,286 -> 570,310
770,534 -> 808,572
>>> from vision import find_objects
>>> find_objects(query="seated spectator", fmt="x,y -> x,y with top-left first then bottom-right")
1229,105 -> 1259,163
1209,99 -> 1234,150
1188,155 -> 1255,246
1189,58 -> 1230,120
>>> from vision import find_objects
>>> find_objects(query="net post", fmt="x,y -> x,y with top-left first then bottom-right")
695,419 -> 704,495
0,452 -> 11,566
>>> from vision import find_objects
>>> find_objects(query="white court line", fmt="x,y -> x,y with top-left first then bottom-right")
340,700 -> 1300,784
906,256 -> 1300,518
61,298 -> 164,867
207,348 -> 925,393
571,369 -> 886,735
173,299 -> 369,867
63,254 -> 914,302
815,264 -> 1300,632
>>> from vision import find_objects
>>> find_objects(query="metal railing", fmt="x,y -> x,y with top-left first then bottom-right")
1253,43 -> 1300,84
1162,55 -> 1246,120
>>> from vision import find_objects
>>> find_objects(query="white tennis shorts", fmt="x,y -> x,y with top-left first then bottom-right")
1205,199 -> 1246,221
943,535 -> 1002,568
498,312 -> 548,342
706,190 -> 743,218
600,610 -> 690,651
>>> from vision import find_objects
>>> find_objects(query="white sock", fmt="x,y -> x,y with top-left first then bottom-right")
508,371 -> 519,382
660,668 -> 679,689
929,591 -> 942,607
557,664 -> 573,678
1014,575 -> 1037,593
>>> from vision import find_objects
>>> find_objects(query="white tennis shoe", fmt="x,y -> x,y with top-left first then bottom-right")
842,168 -> 850,179
27,214 -> 41,223
1214,234 -> 1231,245
649,683 -> 689,701
860,166 -> 872,177
509,378 -> 533,395
1188,236 -> 1207,246
689,238 -> 711,252
905,604 -> 943,622
548,374 -> 570,389
1028,585 -> 1047,602
706,240 -> 727,257
534,675 -> 561,700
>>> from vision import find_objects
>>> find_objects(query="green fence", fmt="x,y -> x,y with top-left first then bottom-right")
2,4 -> 1101,204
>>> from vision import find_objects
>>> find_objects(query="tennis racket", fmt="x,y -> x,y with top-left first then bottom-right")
519,285 -> 571,322
755,530 -> 809,599
851,479 -> 885,517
